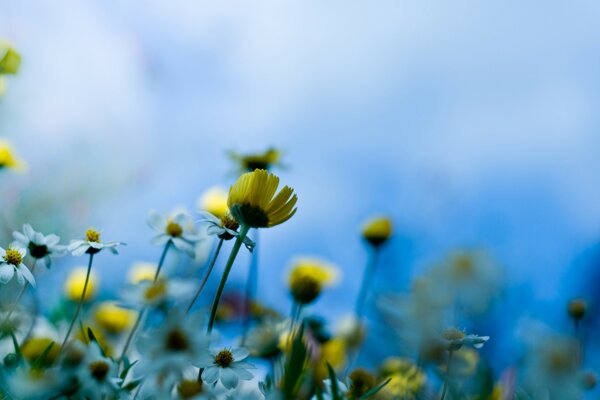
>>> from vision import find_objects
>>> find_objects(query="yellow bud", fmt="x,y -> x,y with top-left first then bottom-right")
64,267 -> 98,302
361,216 -> 392,247
95,302 -> 137,334
199,186 -> 229,219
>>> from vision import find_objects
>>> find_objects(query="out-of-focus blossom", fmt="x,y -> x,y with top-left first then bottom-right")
378,357 -> 426,399
0,42 -> 21,75
75,341 -> 121,400
68,228 -> 123,256
13,224 -> 66,269
64,267 -> 98,302
229,147 -> 282,172
198,186 -> 230,219
148,210 -> 201,257
335,314 -> 365,350
361,216 -> 393,247
245,319 -> 287,359
121,277 -> 195,309
197,347 -> 255,390
127,261 -> 158,284
94,302 -> 137,334
442,327 -> 489,351
0,139 -> 26,171
287,257 -> 340,305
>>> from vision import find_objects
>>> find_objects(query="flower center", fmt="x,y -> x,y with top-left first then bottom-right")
143,281 -> 167,302
214,349 -> 234,367
290,275 -> 322,305
220,214 -> 239,231
230,204 -> 269,228
88,360 -> 110,381
165,329 -> 189,352
165,221 -> 183,237
4,248 -> 22,266
177,380 -> 203,399
28,243 -> 48,259
85,229 -> 101,243
443,328 -> 465,341
348,369 -> 375,398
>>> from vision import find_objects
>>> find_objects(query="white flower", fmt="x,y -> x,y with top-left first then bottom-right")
0,247 -> 35,287
442,328 -> 490,351
6,364 -> 62,399
68,228 -> 123,257
12,224 -> 66,269
120,277 -> 196,309
138,311 -> 211,377
148,210 -> 202,256
75,341 -> 121,400
197,347 -> 255,390
199,212 -> 255,251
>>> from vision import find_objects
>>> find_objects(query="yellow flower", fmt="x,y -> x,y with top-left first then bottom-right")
288,258 -> 340,305
21,337 -> 59,365
94,302 -> 137,334
314,338 -> 347,380
0,139 -> 26,171
198,186 -> 229,219
228,169 -> 297,228
567,298 -> 586,321
0,43 -> 21,75
229,147 -> 282,172
378,357 -> 426,398
64,267 -> 98,302
128,262 -> 158,284
361,216 -> 392,246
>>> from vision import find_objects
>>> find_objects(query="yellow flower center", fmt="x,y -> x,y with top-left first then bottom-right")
220,214 -> 239,231
4,248 -> 22,266
88,360 -> 110,381
144,281 -> 167,302
443,328 -> 465,341
178,379 -> 204,399
85,229 -> 101,243
165,221 -> 183,237
214,349 -> 234,367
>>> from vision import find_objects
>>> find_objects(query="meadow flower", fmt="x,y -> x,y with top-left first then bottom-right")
442,328 -> 489,351
197,347 -> 255,390
13,224 -> 66,268
0,139 -> 26,170
245,319 -> 287,359
138,312 -> 210,375
199,186 -> 230,219
200,212 -> 255,250
21,336 -> 60,366
68,228 -> 123,256
128,261 -> 158,283
148,210 -> 202,257
288,257 -> 340,305
75,341 -> 121,400
361,215 -> 393,247
378,357 -> 426,398
94,302 -> 137,334
0,43 -> 21,75
567,298 -> 586,322
121,277 -> 195,309
313,338 -> 348,380
64,267 -> 98,302
6,364 -> 62,399
229,147 -> 282,172
227,169 -> 297,229
335,314 -> 365,349
0,246 -> 35,286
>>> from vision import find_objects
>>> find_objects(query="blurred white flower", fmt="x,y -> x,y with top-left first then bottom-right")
148,210 -> 202,257
75,341 -> 121,400
0,247 -> 35,287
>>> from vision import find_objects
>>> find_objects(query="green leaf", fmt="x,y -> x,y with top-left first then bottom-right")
120,359 -> 138,381
359,377 -> 391,399
326,363 -> 343,400
282,324 -> 308,398
123,379 -> 142,391
32,342 -> 55,369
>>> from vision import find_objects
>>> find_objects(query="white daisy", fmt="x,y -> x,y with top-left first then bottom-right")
197,347 -> 255,390
0,246 -> 35,287
199,212 -> 255,251
148,210 -> 202,257
75,341 -> 121,400
120,277 -> 196,309
68,228 -> 123,257
442,328 -> 489,351
12,224 -> 66,269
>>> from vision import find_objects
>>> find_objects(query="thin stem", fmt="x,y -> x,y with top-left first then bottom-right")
440,349 -> 454,400
59,253 -> 94,353
241,230 -> 259,345
2,260 -> 37,328
206,224 -> 250,334
287,301 -> 303,349
186,239 -> 224,315
355,247 -> 379,319
153,241 -> 172,283
118,308 -> 146,367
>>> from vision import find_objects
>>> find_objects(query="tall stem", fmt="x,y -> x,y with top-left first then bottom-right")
355,248 -> 379,319
186,239 -> 224,315
206,225 -> 250,334
60,253 -> 94,353
440,349 -> 454,400
2,260 -> 37,328
153,241 -> 172,283
241,230 -> 259,344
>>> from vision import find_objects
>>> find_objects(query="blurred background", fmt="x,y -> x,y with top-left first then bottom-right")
1,0 -> 600,384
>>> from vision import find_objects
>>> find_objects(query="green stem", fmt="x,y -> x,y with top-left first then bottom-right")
59,253 -> 94,353
206,224 -> 250,334
355,248 -> 379,319
440,349 -> 454,400
153,241 -> 172,283
2,260 -> 37,329
241,230 -> 259,344
186,239 -> 224,315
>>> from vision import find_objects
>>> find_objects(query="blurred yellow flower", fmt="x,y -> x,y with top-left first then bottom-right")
94,302 -> 137,334
314,337 -> 347,380
361,216 -> 392,247
0,139 -> 26,171
22,337 -> 59,365
128,262 -> 158,284
378,357 -> 426,398
64,267 -> 98,302
229,147 -> 282,172
288,257 -> 340,305
0,43 -> 21,75
198,186 -> 229,219
228,169 -> 297,228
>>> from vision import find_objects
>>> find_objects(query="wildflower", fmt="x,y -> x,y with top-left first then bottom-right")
378,357 -> 426,398
128,261 -> 158,283
6,365 -> 61,399
64,267 -> 98,302
229,147 -> 282,172
148,210 -> 201,256
199,186 -> 230,219
347,369 -> 376,398
13,224 -> 66,268
68,228 -> 123,256
568,298 -> 586,322
94,302 -> 137,334
198,347 -> 255,390
361,216 -> 393,247
122,277 -> 194,309
200,211 -> 255,250
442,327 -> 489,351
288,258 -> 340,305
336,314 -> 365,349
0,246 -> 35,286
0,139 -> 26,170
0,43 -> 21,75
314,338 -> 347,380
228,169 -> 297,229
138,312 -> 210,375
75,342 -> 121,400
21,337 -> 60,366
245,319 -> 287,359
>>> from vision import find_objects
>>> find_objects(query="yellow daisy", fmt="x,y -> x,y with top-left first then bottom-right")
229,147 -> 282,172
287,257 -> 340,305
228,169 -> 297,229
198,186 -> 229,219
361,216 -> 392,246
0,139 -> 26,171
